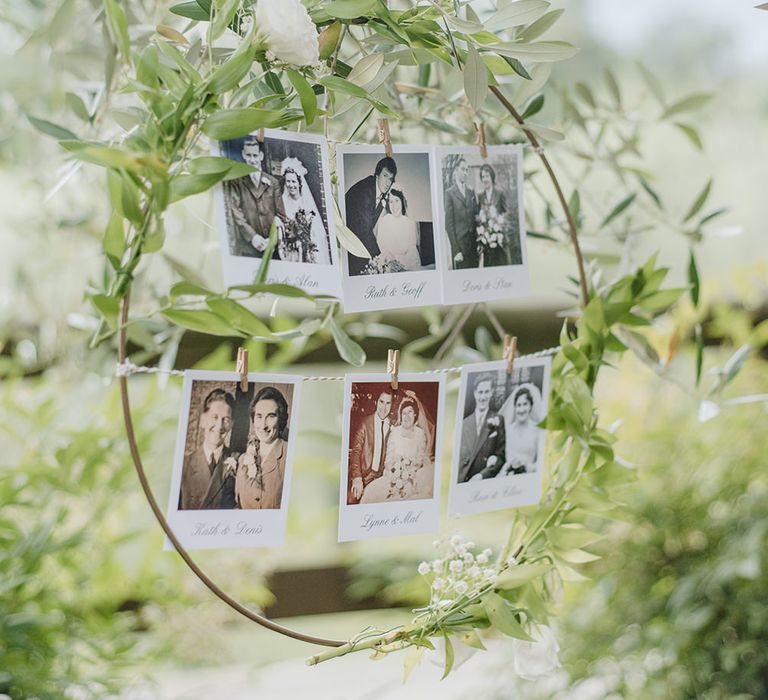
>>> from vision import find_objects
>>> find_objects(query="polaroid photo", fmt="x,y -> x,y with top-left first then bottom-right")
448,356 -> 551,517
435,145 -> 530,305
338,374 -> 445,542
166,370 -> 302,550
336,145 -> 444,312
214,129 -> 342,298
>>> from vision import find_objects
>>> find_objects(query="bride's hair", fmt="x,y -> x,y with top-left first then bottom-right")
398,397 -> 419,422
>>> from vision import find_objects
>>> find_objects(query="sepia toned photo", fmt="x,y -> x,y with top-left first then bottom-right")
214,129 -> 342,298
449,357 -> 551,517
167,370 -> 302,550
337,145 -> 444,312
436,145 -> 530,305
338,374 -> 444,542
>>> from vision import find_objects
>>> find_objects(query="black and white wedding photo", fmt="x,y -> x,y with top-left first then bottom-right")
167,371 -> 302,549
336,145 -> 444,312
215,130 -> 342,297
449,357 -> 550,516
436,145 -> 530,305
338,374 -> 444,541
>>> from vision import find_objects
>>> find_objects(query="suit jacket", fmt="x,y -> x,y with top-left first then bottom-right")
444,182 -> 478,269
458,410 -> 506,483
235,439 -> 286,510
348,414 -> 390,503
478,188 -> 507,215
344,175 -> 386,275
179,446 -> 237,510
224,172 -> 285,258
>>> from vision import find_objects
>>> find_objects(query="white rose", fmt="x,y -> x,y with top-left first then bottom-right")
255,0 -> 319,67
511,625 -> 561,681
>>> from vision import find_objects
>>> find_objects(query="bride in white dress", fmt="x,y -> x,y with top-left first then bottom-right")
360,394 -> 434,503
497,384 -> 544,475
374,188 -> 421,271
279,157 -> 330,265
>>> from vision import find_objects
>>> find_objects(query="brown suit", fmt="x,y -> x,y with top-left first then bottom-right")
223,172 -> 285,257
458,410 -> 506,483
348,414 -> 390,504
235,439 -> 286,510
445,182 -> 479,269
179,447 -> 236,510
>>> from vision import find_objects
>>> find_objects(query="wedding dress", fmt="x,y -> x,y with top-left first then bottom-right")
375,213 -> 420,270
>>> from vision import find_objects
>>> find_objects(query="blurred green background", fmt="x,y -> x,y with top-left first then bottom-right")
1,1 -> 766,698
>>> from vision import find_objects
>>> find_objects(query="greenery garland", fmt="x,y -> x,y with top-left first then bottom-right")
29,0 -> 727,676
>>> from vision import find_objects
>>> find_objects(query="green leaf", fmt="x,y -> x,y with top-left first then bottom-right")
91,294 -> 120,330
169,172 -> 226,201
482,592 -> 534,641
210,0 -> 239,40
228,283 -> 318,300
170,1 -> 210,20
458,629 -> 486,651
333,198 -> 371,259
120,174 -> 144,226
422,118 -> 465,135
638,176 -> 663,210
501,55 -> 531,79
517,9 -> 564,42
60,141 -> 144,172
675,122 -> 703,151
322,0 -> 380,20
553,547 -> 600,564
188,156 -> 255,180
600,193 -> 636,228
163,309 -> 239,336
568,189 -> 580,222
486,0 -> 549,32
255,219 -> 279,285
103,212 -> 126,262
757,3 -> 768,9
682,179 -> 712,223
206,43 -> 255,94
636,61 -> 665,106
494,562 -> 551,590
27,116 -> 78,141
103,0 -> 130,59
346,54 -> 384,87
205,298 -> 273,338
287,70 -> 318,126
688,249 -> 700,307
694,324 -> 704,387
604,67 -> 621,107
637,288 -> 686,312
318,76 -> 394,114
575,82 -> 595,109
721,344 -> 751,386
463,44 -> 488,111
201,108 -> 286,139
329,317 -> 366,366
521,94 -> 544,120
169,282 -> 214,298
441,633 -> 454,680
546,524 -> 602,550
662,92 -> 713,119
65,92 -> 91,121
491,41 -> 579,63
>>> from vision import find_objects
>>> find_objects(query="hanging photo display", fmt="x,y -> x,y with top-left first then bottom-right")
214,129 -> 342,298
448,356 -> 551,517
166,370 -> 302,550
336,145 -> 444,312
435,145 -> 530,305
338,374 -> 445,542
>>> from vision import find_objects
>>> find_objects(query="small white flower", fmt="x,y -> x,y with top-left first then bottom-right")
454,581 -> 469,595
484,568 -> 497,579
418,561 -> 431,576
476,553 -> 489,565
449,559 -> 464,573
433,577 -> 446,590
462,552 -> 475,563
437,598 -> 453,608
432,539 -> 441,548
511,625 -> 561,680
255,0 -> 320,67
506,555 -> 518,567
466,541 -> 475,549
483,548 -> 493,558
468,566 -> 482,579
431,559 -> 443,573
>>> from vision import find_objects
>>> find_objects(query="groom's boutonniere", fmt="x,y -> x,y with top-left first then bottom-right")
486,415 -> 500,438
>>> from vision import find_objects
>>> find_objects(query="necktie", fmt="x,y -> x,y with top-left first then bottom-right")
378,420 -> 386,470
209,452 -> 217,473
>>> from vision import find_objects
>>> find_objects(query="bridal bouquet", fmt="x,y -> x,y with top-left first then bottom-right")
281,209 -> 318,263
362,255 -> 406,275
237,436 -> 263,489
385,456 -> 417,500
476,205 -> 506,257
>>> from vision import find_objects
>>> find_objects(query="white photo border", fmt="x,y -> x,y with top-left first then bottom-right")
213,128 -> 342,299
448,356 -> 551,517
165,369 -> 302,550
435,144 -> 530,305
336,144 -> 445,312
338,372 -> 445,542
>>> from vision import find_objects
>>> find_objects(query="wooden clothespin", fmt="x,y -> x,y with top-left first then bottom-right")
475,121 -> 488,159
377,118 -> 393,158
256,128 -> 265,143
236,347 -> 249,392
387,348 -> 400,391
502,334 -> 517,375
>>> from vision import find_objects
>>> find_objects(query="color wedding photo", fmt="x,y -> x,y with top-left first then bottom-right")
215,129 -> 342,297
336,145 -> 443,311
338,374 -> 445,542
449,356 -> 551,517
166,371 -> 302,549
436,145 -> 530,305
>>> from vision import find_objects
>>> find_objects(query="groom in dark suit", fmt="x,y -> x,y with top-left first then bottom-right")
180,388 -> 238,510
444,156 -> 479,269
458,373 -> 506,483
348,389 -> 393,504
344,156 -> 398,275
